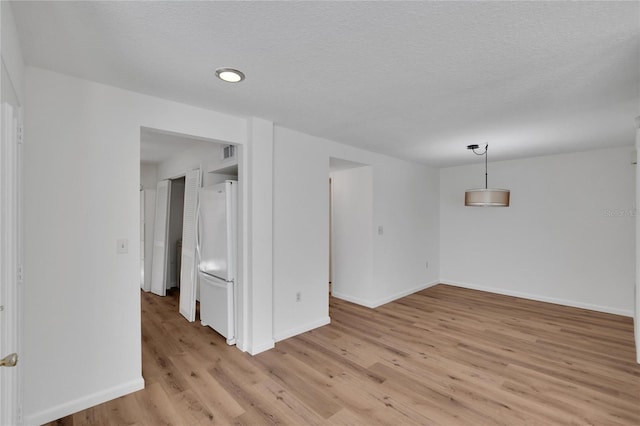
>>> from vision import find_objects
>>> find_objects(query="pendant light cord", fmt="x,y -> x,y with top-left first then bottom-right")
469,143 -> 489,189
485,144 -> 488,189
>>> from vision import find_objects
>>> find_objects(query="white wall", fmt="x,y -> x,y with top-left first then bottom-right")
272,126 -> 440,340
330,166 -> 374,303
1,5 -> 25,426
273,128 -> 330,341
440,147 -> 635,316
327,138 -> 440,307
1,1 -> 25,105
245,118 -> 275,353
23,67 -> 250,425
1,64 -> 20,110
140,163 -> 158,190
155,141 -> 236,186
369,152 -> 440,305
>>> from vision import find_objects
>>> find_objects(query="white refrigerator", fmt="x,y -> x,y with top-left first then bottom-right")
197,180 -> 237,345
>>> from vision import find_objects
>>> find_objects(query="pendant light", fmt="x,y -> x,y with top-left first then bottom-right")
464,144 -> 510,207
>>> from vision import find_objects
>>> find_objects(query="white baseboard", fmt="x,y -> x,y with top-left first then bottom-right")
273,316 -> 331,343
333,280 -> 440,309
441,280 -> 634,317
330,292 -> 374,308
369,280 -> 440,308
247,339 -> 275,356
636,295 -> 640,364
26,377 -> 145,425
636,315 -> 640,364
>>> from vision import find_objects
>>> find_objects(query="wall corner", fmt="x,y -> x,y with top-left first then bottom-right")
244,117 -> 275,354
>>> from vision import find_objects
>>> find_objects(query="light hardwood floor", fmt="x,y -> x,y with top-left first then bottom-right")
47,284 -> 639,425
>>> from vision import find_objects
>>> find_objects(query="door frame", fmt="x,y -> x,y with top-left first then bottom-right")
140,129 -> 248,351
1,102 -> 22,425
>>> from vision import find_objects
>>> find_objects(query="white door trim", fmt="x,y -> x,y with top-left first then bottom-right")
1,102 -> 21,425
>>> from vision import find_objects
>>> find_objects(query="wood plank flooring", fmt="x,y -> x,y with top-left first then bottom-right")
47,284 -> 639,425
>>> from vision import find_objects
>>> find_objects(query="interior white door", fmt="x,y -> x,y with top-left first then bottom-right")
151,180 -> 171,296
0,103 -> 20,426
140,191 -> 145,289
141,189 -> 156,293
179,169 -> 201,321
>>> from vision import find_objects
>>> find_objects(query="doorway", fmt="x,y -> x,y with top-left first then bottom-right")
139,128 -> 214,305
167,176 -> 185,292
329,157 -> 373,303
139,127 -> 242,341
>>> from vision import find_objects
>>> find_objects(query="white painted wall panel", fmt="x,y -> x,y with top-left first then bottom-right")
1,2 -> 25,103
370,159 -> 440,305
1,9 -> 26,423
156,142 -> 225,185
273,128 -> 330,341
140,163 -> 158,190
245,118 -> 275,352
440,147 -> 635,316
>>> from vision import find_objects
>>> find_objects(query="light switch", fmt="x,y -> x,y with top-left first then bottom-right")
117,238 -> 129,254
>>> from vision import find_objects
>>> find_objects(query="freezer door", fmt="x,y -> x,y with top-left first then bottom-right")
199,272 -> 235,345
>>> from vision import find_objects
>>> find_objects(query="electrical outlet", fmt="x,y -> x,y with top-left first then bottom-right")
378,225 -> 384,235
296,292 -> 301,302
426,261 -> 429,269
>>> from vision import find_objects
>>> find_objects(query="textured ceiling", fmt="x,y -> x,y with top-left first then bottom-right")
11,1 -> 640,167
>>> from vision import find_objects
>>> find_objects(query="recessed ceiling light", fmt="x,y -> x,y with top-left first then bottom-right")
215,68 -> 245,83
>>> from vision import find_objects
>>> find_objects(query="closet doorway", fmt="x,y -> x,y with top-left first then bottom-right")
167,176 -> 185,292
